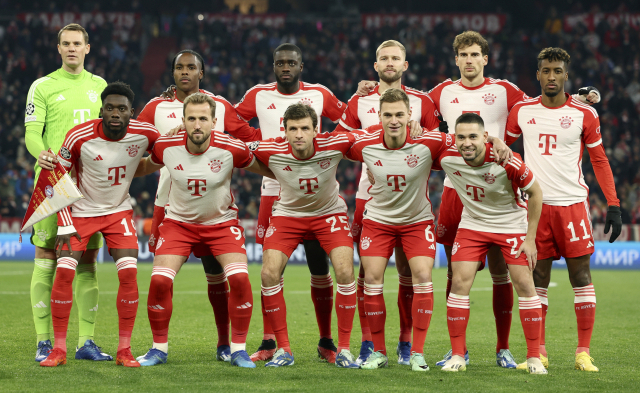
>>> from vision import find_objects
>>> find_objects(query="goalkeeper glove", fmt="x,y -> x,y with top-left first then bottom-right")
438,115 -> 449,134
604,205 -> 622,243
577,86 -> 601,104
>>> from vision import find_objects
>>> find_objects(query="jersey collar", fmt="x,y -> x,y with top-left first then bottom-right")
459,77 -> 489,91
461,142 -> 494,167
380,126 -> 412,150
539,92 -> 571,109
183,130 -> 212,156
288,137 -> 317,160
96,121 -> 127,141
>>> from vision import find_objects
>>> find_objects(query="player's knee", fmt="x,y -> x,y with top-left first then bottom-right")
260,266 -> 280,287
570,268 -> 592,288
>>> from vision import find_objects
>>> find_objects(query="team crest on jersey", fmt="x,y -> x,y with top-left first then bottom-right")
126,145 -> 140,157
148,234 -> 156,247
437,224 -> 446,238
483,173 -> 496,184
265,226 -> 276,238
156,237 -> 164,249
299,97 -> 313,106
209,160 -> 223,173
560,116 -> 573,129
26,102 -> 35,115
596,126 -> 601,134
36,229 -> 48,242
318,159 -> 331,169
405,154 -> 419,168
452,242 -> 460,255
247,141 -> 260,151
86,90 -> 98,103
482,93 -> 496,105
361,236 -> 372,250
257,225 -> 265,239
59,146 -> 71,159
351,222 -> 361,238
45,185 -> 54,199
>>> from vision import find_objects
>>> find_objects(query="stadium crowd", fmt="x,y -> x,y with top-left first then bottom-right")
1,4 -> 639,224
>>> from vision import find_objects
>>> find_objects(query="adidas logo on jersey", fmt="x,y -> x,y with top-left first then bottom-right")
93,155 -> 103,161
283,166 -> 292,171
451,98 -> 459,103
174,164 -> 184,170
367,108 -> 376,114
527,118 -> 536,124
56,94 -> 65,101
429,244 -> 436,250
587,241 -> 594,248
453,171 -> 462,176
167,113 -> 177,118
267,103 -> 276,109
374,160 -> 383,166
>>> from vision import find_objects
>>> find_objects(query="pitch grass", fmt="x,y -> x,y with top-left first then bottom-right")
0,262 -> 638,392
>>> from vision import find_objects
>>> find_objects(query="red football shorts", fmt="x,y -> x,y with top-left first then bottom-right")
264,213 -> 354,257
436,186 -> 464,246
359,219 -> 436,261
257,195 -> 317,245
62,210 -> 139,252
155,218 -> 246,257
536,200 -> 594,260
451,228 -> 529,266
352,198 -> 367,244
148,205 -> 165,253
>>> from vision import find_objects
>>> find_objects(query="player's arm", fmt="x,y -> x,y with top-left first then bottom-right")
356,80 -> 378,96
574,87 -> 601,105
245,156 -> 275,180
55,206 -> 81,257
487,136 -> 513,164
134,156 -> 164,177
25,81 -> 48,159
587,143 -> 621,243
224,102 -> 263,142
517,178 -> 543,270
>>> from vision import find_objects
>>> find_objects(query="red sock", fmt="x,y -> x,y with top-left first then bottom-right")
336,282 -> 356,353
364,283 -> 386,355
573,284 -> 596,355
262,284 -> 290,354
357,270 -> 372,341
51,257 -> 78,352
260,276 -> 282,341
206,273 -> 230,347
446,293 -> 470,357
445,271 -> 452,301
115,258 -> 138,351
411,283 -> 433,354
397,274 -> 413,343
147,267 -> 176,345
519,296 -> 542,359
535,287 -> 548,356
491,273 -> 513,352
311,274 -> 333,339
224,263 -> 253,348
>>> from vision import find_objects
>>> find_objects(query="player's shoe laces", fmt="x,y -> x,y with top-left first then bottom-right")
137,348 -> 167,366
516,354 -> 548,370
250,339 -> 277,362
360,351 -> 388,370
356,340 -> 374,365
396,341 -> 411,365
436,349 -> 469,366
410,352 -> 430,372
35,340 -> 53,362
575,352 -> 599,372
496,349 -> 517,369
527,357 -> 548,374
216,345 -> 231,362
230,350 -> 256,368
40,348 -> 67,367
441,355 -> 467,372
116,347 -> 140,367
317,337 -> 337,364
75,340 -> 113,361
335,349 -> 359,369
265,348 -> 295,367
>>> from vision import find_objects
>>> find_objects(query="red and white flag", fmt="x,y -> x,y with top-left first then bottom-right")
20,150 -> 83,235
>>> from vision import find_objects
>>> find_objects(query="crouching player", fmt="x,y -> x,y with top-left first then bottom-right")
40,82 -> 160,367
437,113 -> 546,374
133,92 -> 275,367
251,103 -> 359,368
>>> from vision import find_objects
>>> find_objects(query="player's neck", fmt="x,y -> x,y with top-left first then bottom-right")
292,145 -> 315,160
176,86 -> 199,102
541,90 -> 568,108
461,73 -> 484,88
384,132 -> 406,149
61,63 -> 84,75
377,79 -> 402,94
187,136 -> 211,154
467,148 -> 487,166
277,80 -> 300,95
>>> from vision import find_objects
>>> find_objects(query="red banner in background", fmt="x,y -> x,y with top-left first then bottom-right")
564,13 -> 640,31
196,13 -> 286,28
362,13 -> 507,33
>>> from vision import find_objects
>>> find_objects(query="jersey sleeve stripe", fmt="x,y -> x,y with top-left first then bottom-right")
520,175 -> 536,191
66,129 -> 95,149
338,120 -> 355,131
506,131 -> 521,137
570,97 -> 599,117
586,139 -> 603,148
27,77 -> 51,103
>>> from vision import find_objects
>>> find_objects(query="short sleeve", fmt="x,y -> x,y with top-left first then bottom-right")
336,95 -> 362,131
57,128 -> 80,171
231,142 -> 255,168
137,99 -> 160,124
320,88 -> 346,122
221,100 -> 262,142
25,79 -> 47,126
146,129 -> 160,153
150,144 -> 165,166
505,106 -> 523,146
581,110 -> 602,148
235,89 -> 258,122
499,80 -> 529,111
419,95 -> 441,131
505,153 -> 535,190
345,133 -> 366,162
427,80 -> 447,112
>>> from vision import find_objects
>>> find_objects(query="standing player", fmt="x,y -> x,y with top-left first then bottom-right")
25,23 -> 108,362
38,82 -> 160,367
505,48 -> 621,372
436,113 -> 546,374
335,40 -> 442,365
137,49 -> 261,362
251,104 -> 358,368
235,43 -> 347,362
132,93 -> 274,367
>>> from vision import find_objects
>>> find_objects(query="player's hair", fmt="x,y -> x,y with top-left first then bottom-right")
101,81 -> 135,106
57,23 -> 89,45
171,49 -> 206,79
273,43 -> 303,62
537,47 -> 571,70
376,40 -> 406,60
379,88 -> 410,112
452,31 -> 489,56
455,112 -> 485,131
183,92 -> 216,118
282,103 -> 317,130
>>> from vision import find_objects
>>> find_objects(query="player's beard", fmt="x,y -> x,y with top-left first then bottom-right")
378,69 -> 403,84
103,121 -> 129,139
543,88 -> 560,98
188,131 -> 210,146
277,73 -> 299,89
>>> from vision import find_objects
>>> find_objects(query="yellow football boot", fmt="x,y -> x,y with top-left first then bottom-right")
575,352 -> 599,372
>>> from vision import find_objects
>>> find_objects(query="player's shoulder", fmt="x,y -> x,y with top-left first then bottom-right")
128,119 -> 161,136
244,82 -> 278,96
155,131 -> 185,147
201,89 -> 232,105
428,78 -> 456,94
251,138 -> 289,153
414,129 -> 445,141
487,78 -> 522,92
504,152 -> 525,170
404,86 -> 433,101
568,96 -> 599,118
300,81 -> 336,96
212,131 -> 248,149
64,119 -> 101,147
27,74 -> 55,95
352,127 -> 382,145
316,131 -> 352,146
86,71 -> 107,86
510,96 -> 541,112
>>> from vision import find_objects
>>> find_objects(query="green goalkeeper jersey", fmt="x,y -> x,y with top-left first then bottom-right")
24,68 -> 107,169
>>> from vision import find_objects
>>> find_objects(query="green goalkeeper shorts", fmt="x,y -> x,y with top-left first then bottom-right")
30,213 -> 103,250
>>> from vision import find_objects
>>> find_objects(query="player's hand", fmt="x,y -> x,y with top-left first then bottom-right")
492,141 -> 513,165
576,86 -> 601,105
367,168 -> 375,185
438,115 -> 449,134
38,150 -> 58,170
409,120 -> 422,138
166,123 -> 184,136
604,205 -> 622,243
161,85 -> 177,99
55,232 -> 81,258
516,238 -> 537,271
356,81 -> 378,96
